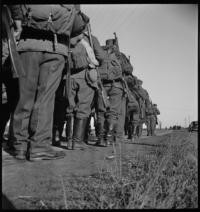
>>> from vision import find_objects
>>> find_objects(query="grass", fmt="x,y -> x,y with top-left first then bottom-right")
61,132 -> 198,209
11,131 -> 197,209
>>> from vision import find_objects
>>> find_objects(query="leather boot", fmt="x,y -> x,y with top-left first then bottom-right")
58,122 -> 65,141
137,123 -> 143,138
84,117 -> 91,144
95,122 -> 106,147
105,121 -> 115,146
52,127 -> 61,147
127,122 -> 133,139
11,141 -> 30,161
72,118 -> 88,150
133,125 -> 137,138
65,116 -> 74,150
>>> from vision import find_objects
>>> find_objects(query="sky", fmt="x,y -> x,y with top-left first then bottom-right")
82,4 -> 198,128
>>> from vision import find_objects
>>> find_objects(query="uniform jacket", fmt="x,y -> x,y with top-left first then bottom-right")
10,5 -> 69,56
70,34 -> 105,80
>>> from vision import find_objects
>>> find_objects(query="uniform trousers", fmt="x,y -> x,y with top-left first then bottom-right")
12,51 -> 65,148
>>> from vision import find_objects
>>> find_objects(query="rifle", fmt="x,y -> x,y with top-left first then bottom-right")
113,32 -> 119,52
113,32 -> 133,102
65,40 -> 72,105
87,23 -> 109,109
2,5 -> 25,78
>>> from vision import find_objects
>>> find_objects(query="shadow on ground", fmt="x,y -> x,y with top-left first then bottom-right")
2,193 -> 16,209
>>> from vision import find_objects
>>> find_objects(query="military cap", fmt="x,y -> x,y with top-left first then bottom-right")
105,39 -> 115,47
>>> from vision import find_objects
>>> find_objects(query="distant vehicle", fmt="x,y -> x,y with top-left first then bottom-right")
188,121 -> 198,132
172,125 -> 181,130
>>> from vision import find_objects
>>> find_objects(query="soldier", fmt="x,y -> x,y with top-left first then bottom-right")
133,79 -> 150,138
95,39 -> 124,146
118,72 -> 137,141
145,102 -> 154,136
65,26 -> 105,150
8,5 -> 87,161
150,103 -> 160,136
125,76 -> 141,140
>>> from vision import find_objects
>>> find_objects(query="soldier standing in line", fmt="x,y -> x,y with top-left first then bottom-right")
133,79 -> 151,138
125,76 -> 141,140
65,25 -> 105,150
117,62 -> 137,142
149,103 -> 160,136
145,101 -> 154,136
107,34 -> 137,143
7,5 -> 87,161
95,39 -> 123,146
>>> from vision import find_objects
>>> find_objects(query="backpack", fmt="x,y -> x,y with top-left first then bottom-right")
71,11 -> 90,38
115,51 -> 133,75
69,38 -> 89,70
21,5 -> 76,38
98,51 -> 122,81
146,106 -> 154,116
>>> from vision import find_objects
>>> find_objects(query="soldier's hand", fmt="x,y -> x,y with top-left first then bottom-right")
13,20 -> 22,42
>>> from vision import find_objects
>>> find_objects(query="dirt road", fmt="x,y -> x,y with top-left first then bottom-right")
2,129 -> 197,209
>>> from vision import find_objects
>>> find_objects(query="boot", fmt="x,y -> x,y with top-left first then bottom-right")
72,118 -> 88,150
10,141 -> 30,161
84,117 -> 91,144
65,116 -> 74,150
95,122 -> 106,147
133,125 -> 137,137
58,122 -> 65,141
105,121 -> 115,146
137,124 -> 143,138
52,127 -> 61,147
127,122 -> 133,139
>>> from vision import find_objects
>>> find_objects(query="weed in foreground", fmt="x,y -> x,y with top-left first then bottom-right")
63,137 -> 197,209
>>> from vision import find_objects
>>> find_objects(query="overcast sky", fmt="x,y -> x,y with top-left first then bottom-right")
82,4 -> 198,128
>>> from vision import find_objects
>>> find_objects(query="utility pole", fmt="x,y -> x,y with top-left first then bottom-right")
188,115 -> 190,125
184,117 -> 187,128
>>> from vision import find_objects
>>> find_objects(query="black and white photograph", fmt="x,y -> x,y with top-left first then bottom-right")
1,3 -> 198,209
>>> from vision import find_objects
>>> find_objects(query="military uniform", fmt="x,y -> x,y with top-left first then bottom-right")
133,80 -> 150,138
124,77 -> 141,140
149,104 -> 160,136
65,33 -> 105,149
145,102 -> 158,136
111,44 -> 135,143
9,5 -> 78,160
96,40 -> 124,146
97,79 -> 124,145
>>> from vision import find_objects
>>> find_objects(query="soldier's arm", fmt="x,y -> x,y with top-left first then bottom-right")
8,5 -> 23,40
92,35 -> 106,64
